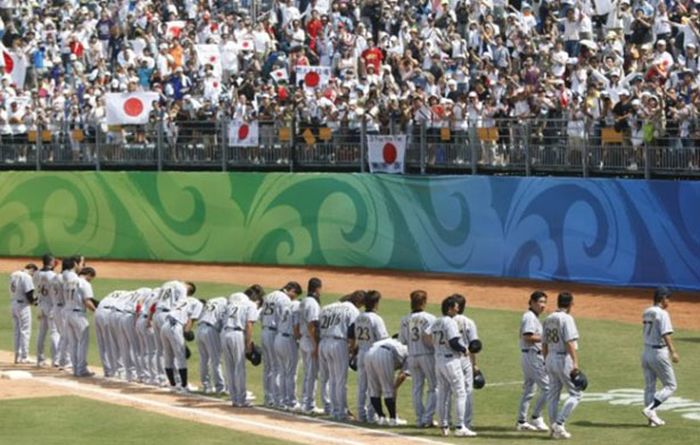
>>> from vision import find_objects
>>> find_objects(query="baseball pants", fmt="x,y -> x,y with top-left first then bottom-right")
125,312 -> 146,380
300,340 -> 319,411
261,328 -> 278,406
365,348 -> 396,398
409,354 -> 437,426
546,354 -> 582,425
197,323 -> 225,392
107,311 -> 123,376
11,302 -> 31,362
642,346 -> 677,407
274,333 -> 299,408
55,308 -> 72,368
94,308 -> 114,377
135,315 -> 158,383
161,320 -> 187,372
221,329 -> 247,405
152,311 -> 170,382
320,338 -> 350,419
461,357 -> 475,428
357,349 -> 377,421
36,304 -> 59,365
517,350 -> 549,422
66,311 -> 90,376
436,358 -> 466,428
115,312 -> 136,381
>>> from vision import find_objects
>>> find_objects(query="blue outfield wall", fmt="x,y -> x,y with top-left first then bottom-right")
0,172 -> 698,290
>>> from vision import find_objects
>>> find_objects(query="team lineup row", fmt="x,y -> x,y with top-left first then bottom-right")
8,255 -> 680,440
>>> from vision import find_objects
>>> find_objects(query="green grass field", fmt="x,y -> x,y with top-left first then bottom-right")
2,275 -> 699,445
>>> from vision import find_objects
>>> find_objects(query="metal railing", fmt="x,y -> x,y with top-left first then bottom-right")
2,118 -> 699,179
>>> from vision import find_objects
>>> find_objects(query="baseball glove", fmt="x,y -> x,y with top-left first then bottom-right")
184,330 -> 195,342
468,339 -> 483,353
570,369 -> 588,391
246,343 -> 262,366
185,345 -> 192,360
473,369 -> 486,390
349,355 -> 358,372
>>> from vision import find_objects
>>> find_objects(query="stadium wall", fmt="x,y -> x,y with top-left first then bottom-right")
0,171 -> 698,290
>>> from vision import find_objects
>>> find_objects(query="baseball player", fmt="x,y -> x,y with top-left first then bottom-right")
453,294 -> 479,437
197,296 -> 228,394
9,263 -> 38,364
542,292 -> 582,440
63,266 -> 97,377
53,260 -> 71,370
352,290 -> 389,423
35,255 -> 59,367
641,287 -> 679,427
160,295 -> 203,393
259,282 -> 303,407
134,287 -> 161,385
273,288 -> 301,410
516,291 -> 550,432
318,290 -> 364,421
222,285 -> 264,407
151,281 -> 194,386
426,295 -> 471,437
111,290 -> 136,381
299,278 -> 326,415
364,337 -> 409,426
399,290 -> 437,428
94,290 -> 122,378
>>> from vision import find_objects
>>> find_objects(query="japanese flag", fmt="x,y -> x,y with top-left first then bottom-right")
367,135 -> 407,174
203,77 -> 222,102
105,92 -> 159,125
228,120 -> 259,147
166,21 -> 187,39
270,68 -> 288,83
238,38 -> 255,52
196,44 -> 222,78
295,66 -> 331,90
2,48 -> 27,89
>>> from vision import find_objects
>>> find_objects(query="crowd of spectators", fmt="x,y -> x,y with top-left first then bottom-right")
1,0 -> 700,168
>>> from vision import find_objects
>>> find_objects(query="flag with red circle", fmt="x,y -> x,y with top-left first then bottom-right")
295,66 -> 331,91
105,92 -> 159,125
1,47 -> 27,89
270,68 -> 289,83
228,120 -> 259,147
196,44 -> 222,78
166,21 -> 187,39
368,135 -> 406,174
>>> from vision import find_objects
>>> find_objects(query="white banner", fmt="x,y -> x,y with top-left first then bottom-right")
270,68 -> 288,83
295,66 -> 331,90
228,120 -> 259,147
367,135 -> 406,174
196,44 -> 222,78
105,92 -> 159,125
166,21 -> 187,39
2,48 -> 27,89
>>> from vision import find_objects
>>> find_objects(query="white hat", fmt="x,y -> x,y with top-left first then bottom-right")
468,91 -> 478,98
657,39 -> 667,46
619,89 -> 630,96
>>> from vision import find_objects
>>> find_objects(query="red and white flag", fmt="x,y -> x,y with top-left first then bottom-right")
295,66 -> 330,90
238,38 -> 255,52
196,44 -> 222,78
2,48 -> 27,89
270,68 -> 289,83
228,120 -> 259,147
105,92 -> 159,125
203,77 -> 222,102
368,135 -> 406,174
166,21 -> 187,39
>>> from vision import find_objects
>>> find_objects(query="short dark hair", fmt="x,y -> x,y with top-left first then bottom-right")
72,255 -> 84,265
530,290 -> 548,303
308,277 -> 322,295
185,281 -> 196,296
364,290 -> 382,311
62,258 -> 75,272
244,284 -> 265,301
284,281 -> 303,295
41,254 -> 54,267
410,290 -> 427,311
654,286 -> 672,304
342,290 -> 366,307
557,292 -> 574,308
450,293 -> 466,314
441,296 -> 458,315
25,263 -> 38,272
79,267 -> 96,278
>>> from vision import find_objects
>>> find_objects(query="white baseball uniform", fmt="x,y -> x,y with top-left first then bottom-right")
197,297 -> 227,393
455,314 -> 479,428
52,272 -> 71,368
94,291 -> 121,377
274,298 -> 300,408
427,315 -> 466,429
259,290 -> 289,406
134,288 -> 161,384
63,271 -> 94,376
34,267 -> 59,366
221,292 -> 259,406
299,294 -> 326,412
365,338 -> 409,399
517,309 -> 549,423
153,281 -> 188,383
399,310 -> 437,426
354,310 -> 389,421
641,305 -> 677,407
543,310 -> 581,426
9,269 -> 34,363
161,297 -> 203,374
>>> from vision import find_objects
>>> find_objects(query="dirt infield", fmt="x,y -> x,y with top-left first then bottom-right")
1,258 -> 698,330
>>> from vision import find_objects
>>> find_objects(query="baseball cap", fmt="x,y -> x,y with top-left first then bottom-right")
654,286 -> 672,300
